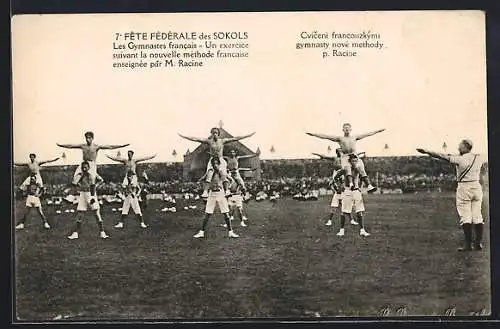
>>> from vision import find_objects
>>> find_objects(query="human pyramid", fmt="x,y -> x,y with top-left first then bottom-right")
14,124 -> 385,240
178,127 -> 256,238
307,123 -> 386,237
14,128 -> 260,239
15,123 -> 486,251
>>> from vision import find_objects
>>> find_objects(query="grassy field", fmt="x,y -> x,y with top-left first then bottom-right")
13,192 -> 491,320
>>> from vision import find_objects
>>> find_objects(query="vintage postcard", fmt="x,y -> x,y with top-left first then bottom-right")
11,11 -> 489,321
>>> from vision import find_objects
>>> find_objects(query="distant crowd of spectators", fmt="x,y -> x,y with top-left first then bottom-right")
17,172 -> 480,201
14,156 -> 488,199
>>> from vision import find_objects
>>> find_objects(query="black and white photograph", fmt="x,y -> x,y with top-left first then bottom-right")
11,11 -> 490,320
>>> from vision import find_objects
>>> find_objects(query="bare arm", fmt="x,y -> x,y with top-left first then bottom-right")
92,175 -> 105,191
198,172 -> 207,182
312,153 -> 336,160
13,162 -> 28,167
329,170 -> 345,192
223,132 -> 256,143
90,184 -> 97,196
135,185 -> 142,197
106,155 -> 126,163
37,185 -> 45,197
334,169 -> 345,179
355,129 -> 386,141
57,143 -> 83,149
19,179 -> 30,190
416,148 -> 451,162
39,157 -> 60,166
238,168 -> 256,171
178,134 -> 208,143
135,154 -> 157,163
98,143 -> 130,150
237,153 -> 259,160
305,132 -> 342,142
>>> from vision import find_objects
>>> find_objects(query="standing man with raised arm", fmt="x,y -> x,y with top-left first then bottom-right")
106,150 -> 156,186
179,127 -> 255,197
14,153 -> 60,186
307,123 -> 385,192
417,139 -> 487,252
57,131 -> 129,185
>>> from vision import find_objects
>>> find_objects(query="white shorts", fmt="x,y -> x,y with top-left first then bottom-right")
205,190 -> 229,214
26,195 -> 41,208
22,173 -> 43,187
456,182 -> 483,225
341,189 -> 365,214
122,195 -> 142,215
77,192 -> 100,211
340,154 -> 366,176
331,193 -> 342,208
122,175 -> 138,187
229,194 -> 244,208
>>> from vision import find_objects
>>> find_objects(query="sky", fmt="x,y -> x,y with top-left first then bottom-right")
12,11 -> 487,166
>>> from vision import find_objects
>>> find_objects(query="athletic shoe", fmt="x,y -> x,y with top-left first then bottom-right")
15,223 -> 25,230
140,222 -> 148,228
221,223 -> 228,228
67,232 -> 79,240
367,185 -> 378,193
242,216 -> 248,221
100,231 -> 109,239
350,219 -> 359,225
336,228 -> 345,236
474,243 -> 483,250
360,229 -> 371,237
240,221 -> 247,227
114,222 -> 124,228
43,222 -> 51,229
325,220 -> 332,226
229,216 -> 234,221
228,230 -> 239,238
193,230 -> 205,238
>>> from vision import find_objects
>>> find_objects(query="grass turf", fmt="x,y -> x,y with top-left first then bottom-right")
13,192 -> 490,320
